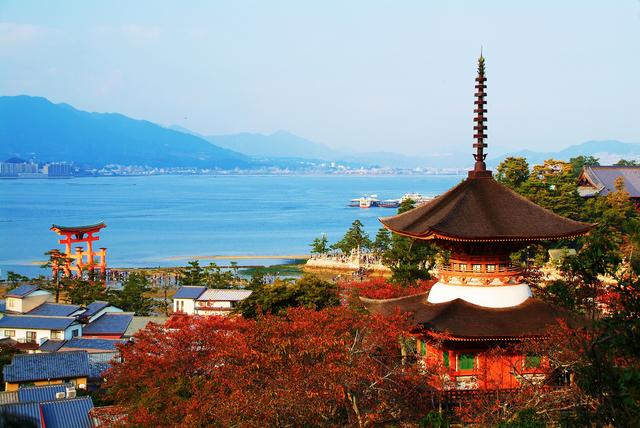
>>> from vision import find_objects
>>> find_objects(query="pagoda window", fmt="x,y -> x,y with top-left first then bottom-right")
460,264 -> 467,272
499,264 -> 507,272
443,351 -> 450,368
472,264 -> 482,272
525,355 -> 542,368
459,353 -> 476,371
487,264 -> 496,273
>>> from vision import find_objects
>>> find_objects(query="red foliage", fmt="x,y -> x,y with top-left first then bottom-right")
101,307 -> 434,428
339,275 -> 435,308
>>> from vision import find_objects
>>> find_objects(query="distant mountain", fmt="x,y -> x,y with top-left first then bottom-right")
169,125 -> 478,169
487,140 -> 640,167
170,128 -> 346,160
0,96 -> 250,169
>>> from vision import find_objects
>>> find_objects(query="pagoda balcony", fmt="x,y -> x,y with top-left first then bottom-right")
473,133 -> 488,139
474,108 -> 487,113
474,92 -> 486,97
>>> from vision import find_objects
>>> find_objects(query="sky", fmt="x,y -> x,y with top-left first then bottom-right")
1,1 -> 639,156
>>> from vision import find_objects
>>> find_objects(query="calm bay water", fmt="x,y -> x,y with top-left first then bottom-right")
0,174 -> 464,278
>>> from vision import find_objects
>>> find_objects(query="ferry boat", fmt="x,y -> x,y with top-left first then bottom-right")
400,192 -> 433,205
349,195 -> 380,208
380,199 -> 400,208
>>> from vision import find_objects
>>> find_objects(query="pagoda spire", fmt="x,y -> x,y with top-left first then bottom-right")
469,51 -> 492,178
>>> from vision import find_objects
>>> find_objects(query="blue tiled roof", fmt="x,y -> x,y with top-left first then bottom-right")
82,313 -> 133,335
87,351 -> 119,363
4,285 -> 40,298
4,350 -> 90,383
38,340 -> 67,352
0,401 -> 43,427
62,337 -> 126,351
18,383 -> 74,403
0,315 -> 77,331
40,397 -> 95,428
89,362 -> 111,379
27,303 -> 83,317
173,286 -> 207,299
82,301 -> 110,318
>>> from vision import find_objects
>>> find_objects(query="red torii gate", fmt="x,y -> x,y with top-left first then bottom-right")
50,221 -> 107,277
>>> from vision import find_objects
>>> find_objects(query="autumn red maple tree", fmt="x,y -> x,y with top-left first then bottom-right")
98,306 -> 437,428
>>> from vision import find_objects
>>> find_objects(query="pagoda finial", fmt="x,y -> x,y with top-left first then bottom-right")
469,51 -> 492,179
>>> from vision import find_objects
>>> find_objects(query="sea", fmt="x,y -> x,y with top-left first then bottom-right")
0,174 -> 464,279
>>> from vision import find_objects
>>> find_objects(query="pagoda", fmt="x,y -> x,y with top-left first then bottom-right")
50,221 -> 107,278
361,55 -> 595,390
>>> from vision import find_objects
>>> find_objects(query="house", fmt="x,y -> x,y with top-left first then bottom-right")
3,350 -> 90,391
122,316 -> 168,338
577,165 -> 640,208
0,315 -> 82,350
81,312 -> 134,339
3,285 -> 55,314
172,286 -> 206,314
173,286 -> 252,315
59,337 -> 127,353
0,383 -> 95,428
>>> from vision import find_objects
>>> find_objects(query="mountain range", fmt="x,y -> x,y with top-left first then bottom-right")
1,95 -> 638,170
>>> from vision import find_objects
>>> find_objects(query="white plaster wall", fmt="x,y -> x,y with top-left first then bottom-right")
427,282 -> 532,308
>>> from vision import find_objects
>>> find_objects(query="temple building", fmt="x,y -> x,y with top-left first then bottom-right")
362,55 -> 595,390
50,222 -> 107,277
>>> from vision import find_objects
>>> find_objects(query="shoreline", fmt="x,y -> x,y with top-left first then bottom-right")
164,255 -> 311,261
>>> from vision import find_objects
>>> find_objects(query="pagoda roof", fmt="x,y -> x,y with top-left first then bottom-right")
379,177 -> 595,242
51,221 -> 106,233
361,293 -> 581,339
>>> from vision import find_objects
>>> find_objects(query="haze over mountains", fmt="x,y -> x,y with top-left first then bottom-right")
1,95 -> 638,170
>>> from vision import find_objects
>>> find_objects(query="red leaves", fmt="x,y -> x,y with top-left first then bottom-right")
340,276 -> 436,299
102,307 -> 431,428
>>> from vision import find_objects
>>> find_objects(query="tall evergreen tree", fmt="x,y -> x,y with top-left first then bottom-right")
331,219 -> 371,254
382,199 -> 437,285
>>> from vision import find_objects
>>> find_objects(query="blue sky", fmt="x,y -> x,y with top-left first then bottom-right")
1,1 -> 638,156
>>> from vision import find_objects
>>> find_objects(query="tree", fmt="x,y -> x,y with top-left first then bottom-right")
107,271 -> 155,315
39,250 -> 74,303
102,306 -> 433,428
331,219 -> 371,254
5,271 -> 31,290
518,159 -> 581,220
62,274 -> 104,306
180,260 -> 206,285
383,199 -> 438,285
0,344 -> 20,391
203,262 -> 235,289
310,234 -> 329,254
496,156 -> 530,191
234,274 -> 341,318
372,227 -> 392,256
614,158 -> 639,166
569,155 -> 600,179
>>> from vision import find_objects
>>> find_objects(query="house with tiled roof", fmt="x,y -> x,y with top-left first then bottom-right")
0,392 -> 95,428
3,286 -> 55,314
123,316 -> 167,338
172,286 -> 206,314
81,312 -> 134,339
3,350 -> 90,391
0,315 -> 82,350
60,337 -> 127,353
173,286 -> 252,315
577,165 -> 640,208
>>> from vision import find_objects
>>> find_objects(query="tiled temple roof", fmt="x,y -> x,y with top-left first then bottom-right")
361,293 -> 581,339
379,177 -> 595,242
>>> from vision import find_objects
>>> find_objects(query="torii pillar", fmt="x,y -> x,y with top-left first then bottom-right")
50,222 -> 107,278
